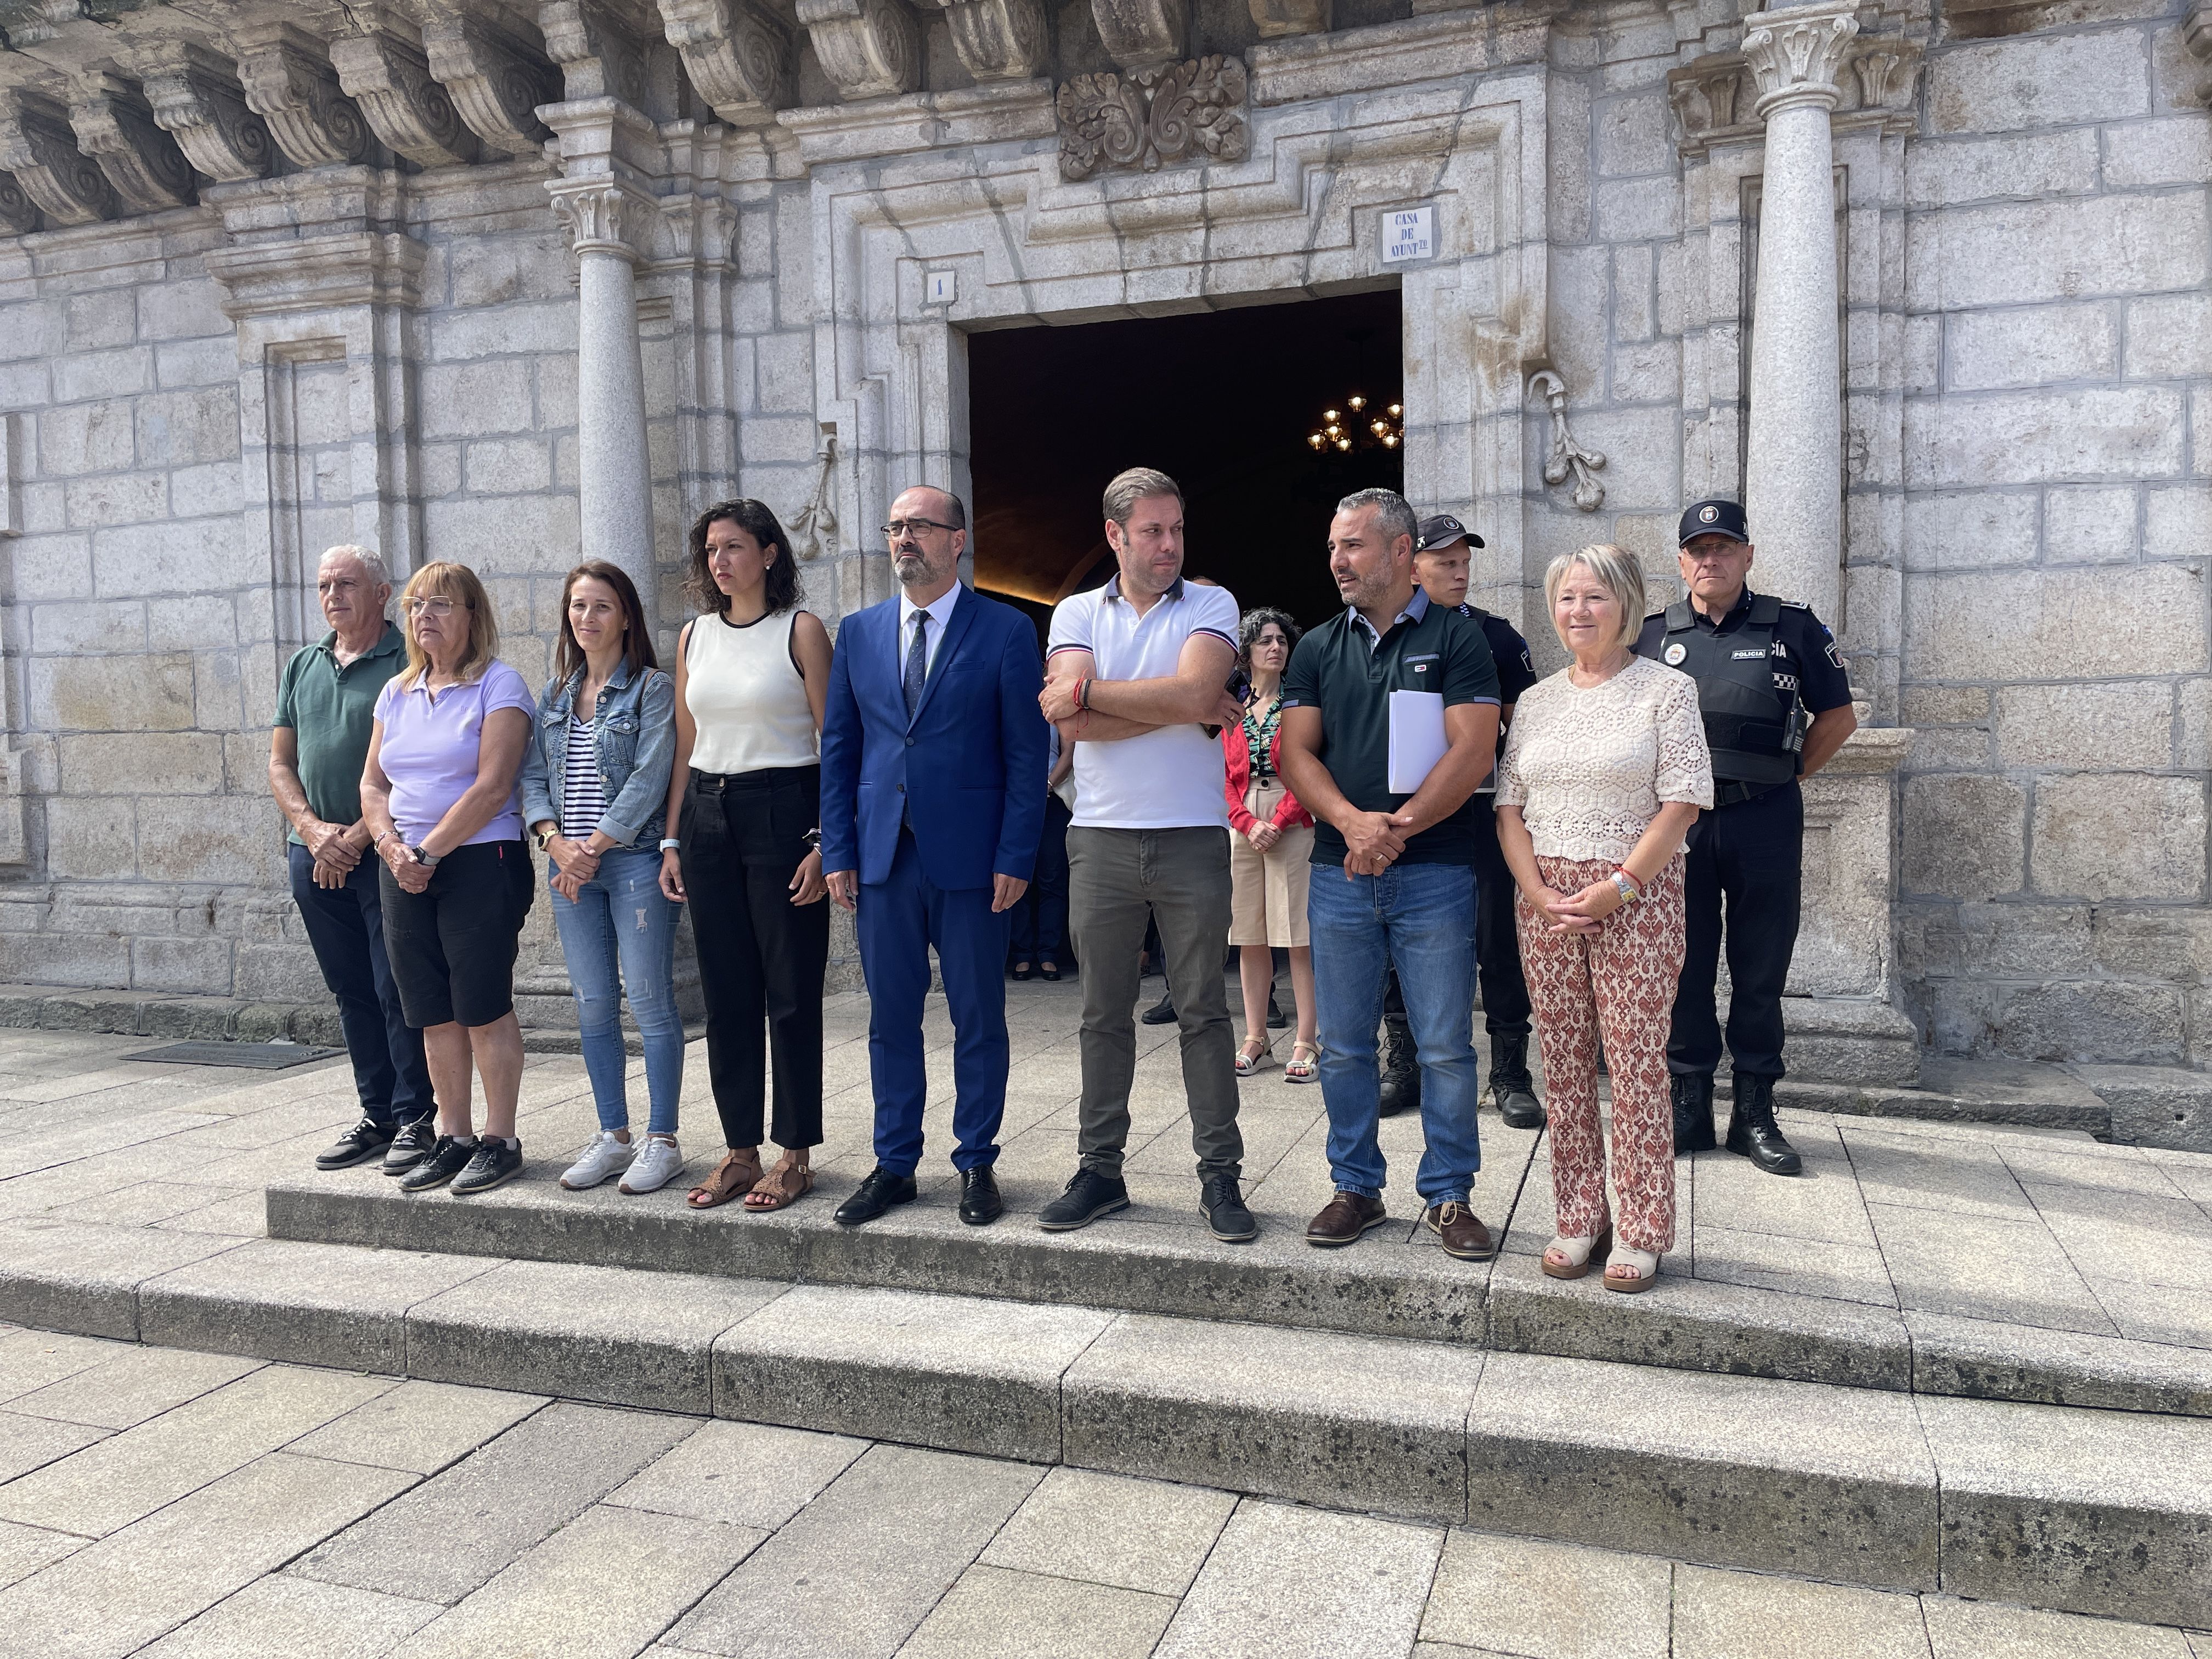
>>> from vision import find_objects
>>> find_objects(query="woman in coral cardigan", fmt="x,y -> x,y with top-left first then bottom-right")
1223,608 -> 1319,1081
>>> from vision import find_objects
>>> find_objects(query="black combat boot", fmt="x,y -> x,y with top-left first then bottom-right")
1671,1072 -> 1717,1154
1489,1034 -> 1544,1130
1725,1073 -> 1802,1176
1376,1012 -> 1419,1118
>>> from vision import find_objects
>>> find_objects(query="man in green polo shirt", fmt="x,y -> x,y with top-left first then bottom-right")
1277,488 -> 1503,1263
269,545 -> 435,1176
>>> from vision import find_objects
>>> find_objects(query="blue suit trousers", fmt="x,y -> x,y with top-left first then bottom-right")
857,827 -> 1011,1175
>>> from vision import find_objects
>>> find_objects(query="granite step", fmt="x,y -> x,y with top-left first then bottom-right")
11,1225 -> 2212,1629
262,1169 -> 2212,1420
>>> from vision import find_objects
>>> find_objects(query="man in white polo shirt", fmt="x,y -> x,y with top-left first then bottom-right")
1037,467 -> 1255,1241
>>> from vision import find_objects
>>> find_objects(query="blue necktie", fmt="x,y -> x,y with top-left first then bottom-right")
903,611 -> 929,721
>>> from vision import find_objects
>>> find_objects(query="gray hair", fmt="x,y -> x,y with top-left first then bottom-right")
1543,544 -> 1648,650
1335,487 -> 1418,552
1102,466 -> 1183,527
320,544 -> 390,587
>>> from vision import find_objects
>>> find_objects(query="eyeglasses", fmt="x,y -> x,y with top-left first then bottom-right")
881,518 -> 955,541
404,597 -> 465,617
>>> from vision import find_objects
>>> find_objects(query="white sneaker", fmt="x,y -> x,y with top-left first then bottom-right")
619,1135 -> 685,1194
560,1131 -> 635,1190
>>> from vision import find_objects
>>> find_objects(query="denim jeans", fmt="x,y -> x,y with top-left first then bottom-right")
1308,860 -> 1482,1205
548,845 -> 684,1134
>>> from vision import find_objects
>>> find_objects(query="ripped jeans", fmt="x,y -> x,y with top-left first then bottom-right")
548,845 -> 684,1135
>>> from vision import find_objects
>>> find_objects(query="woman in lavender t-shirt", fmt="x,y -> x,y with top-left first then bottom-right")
360,561 -> 538,1199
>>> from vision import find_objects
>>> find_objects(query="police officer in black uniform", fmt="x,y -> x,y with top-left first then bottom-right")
1377,515 -> 1544,1127
1634,499 -> 1857,1175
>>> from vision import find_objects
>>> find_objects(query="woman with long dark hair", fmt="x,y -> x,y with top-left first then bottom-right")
520,561 -> 685,1194
659,500 -> 833,1211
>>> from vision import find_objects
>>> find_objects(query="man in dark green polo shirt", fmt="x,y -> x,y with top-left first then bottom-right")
1278,488 -> 1503,1264
269,545 -> 435,1176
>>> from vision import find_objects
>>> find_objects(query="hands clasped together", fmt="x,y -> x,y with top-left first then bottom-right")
1521,872 -> 1631,936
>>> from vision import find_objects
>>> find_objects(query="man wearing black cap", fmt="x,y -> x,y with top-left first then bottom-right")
1634,499 -> 1857,1175
1373,515 -> 1544,1129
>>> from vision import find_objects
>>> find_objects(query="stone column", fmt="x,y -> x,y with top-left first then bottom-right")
1741,0 -> 1856,620
550,180 -> 657,600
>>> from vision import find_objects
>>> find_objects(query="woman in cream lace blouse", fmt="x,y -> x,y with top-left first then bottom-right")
1494,544 -> 1713,1292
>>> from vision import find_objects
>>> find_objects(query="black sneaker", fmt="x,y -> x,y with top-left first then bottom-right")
1199,1174 -> 1257,1243
314,1116 -> 396,1171
381,1119 -> 438,1177
398,1136 -> 476,1194
1037,1168 -> 1130,1232
452,1138 -> 524,1197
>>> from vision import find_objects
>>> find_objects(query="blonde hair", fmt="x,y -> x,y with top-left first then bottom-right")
1543,544 -> 1646,651
397,561 -> 499,687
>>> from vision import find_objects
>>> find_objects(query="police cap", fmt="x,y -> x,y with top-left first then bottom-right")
1417,514 -> 1486,552
1678,499 -> 1750,546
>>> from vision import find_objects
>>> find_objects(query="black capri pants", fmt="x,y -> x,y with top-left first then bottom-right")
380,840 -> 536,1029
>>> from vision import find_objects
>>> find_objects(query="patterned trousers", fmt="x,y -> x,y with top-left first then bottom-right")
1516,854 -> 1687,1254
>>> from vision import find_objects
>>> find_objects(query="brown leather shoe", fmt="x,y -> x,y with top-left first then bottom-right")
1305,1190 -> 1389,1247
1424,1201 -> 1496,1261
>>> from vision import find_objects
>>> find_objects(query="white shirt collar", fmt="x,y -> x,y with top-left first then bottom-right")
900,583 -> 961,635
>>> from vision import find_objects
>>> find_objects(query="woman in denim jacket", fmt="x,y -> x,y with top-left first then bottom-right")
520,560 -> 686,1195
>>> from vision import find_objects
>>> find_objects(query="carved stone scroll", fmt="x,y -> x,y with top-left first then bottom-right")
909,0 -> 1048,82
796,0 -> 922,102
424,10 -> 557,155
656,0 -> 794,125
0,173 -> 40,236
69,72 -> 196,213
1055,55 -> 1246,182
330,29 -> 481,168
1089,0 -> 1187,70
0,86 -> 116,227
234,24 -> 374,170
538,0 -> 650,107
140,43 -> 277,183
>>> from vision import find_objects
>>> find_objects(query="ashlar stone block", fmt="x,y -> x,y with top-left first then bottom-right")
1929,30 -> 2152,133
1904,563 -> 2209,685
2032,774 -> 2205,901
1903,774 -> 2026,900
1948,304 -> 2116,391
1996,682 -> 2171,770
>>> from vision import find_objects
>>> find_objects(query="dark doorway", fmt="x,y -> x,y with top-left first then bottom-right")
966,289 -> 1403,634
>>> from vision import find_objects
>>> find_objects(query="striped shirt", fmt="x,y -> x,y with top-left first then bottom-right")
561,714 -> 611,840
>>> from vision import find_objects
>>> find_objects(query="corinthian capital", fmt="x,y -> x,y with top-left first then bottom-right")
1741,0 -> 1859,121
550,178 -> 653,260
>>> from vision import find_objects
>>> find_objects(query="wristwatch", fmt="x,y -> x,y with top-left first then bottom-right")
802,828 -> 822,851
408,844 -> 442,868
659,838 -> 682,853
534,825 -> 558,853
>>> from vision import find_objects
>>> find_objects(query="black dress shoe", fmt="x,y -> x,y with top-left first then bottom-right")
1141,991 -> 1177,1025
958,1165 -> 1004,1226
1726,1073 -> 1802,1176
1200,1174 -> 1256,1243
1672,1072 -> 1718,1154
1038,1168 -> 1130,1231
1011,961 -> 1034,981
834,1166 -> 918,1225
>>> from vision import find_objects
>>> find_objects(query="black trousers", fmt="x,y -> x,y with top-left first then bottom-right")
1009,794 -> 1070,961
289,843 -> 433,1124
679,766 -> 830,1149
1381,802 -> 1531,1041
1668,778 -> 1802,1080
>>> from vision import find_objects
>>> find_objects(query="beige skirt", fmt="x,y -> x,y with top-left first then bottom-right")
1228,777 -> 1314,947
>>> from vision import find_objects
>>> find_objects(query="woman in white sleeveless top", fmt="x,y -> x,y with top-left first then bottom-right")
658,500 -> 833,1211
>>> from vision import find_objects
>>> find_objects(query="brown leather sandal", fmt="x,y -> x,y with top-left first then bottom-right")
686,1148 -> 763,1210
742,1152 -> 814,1212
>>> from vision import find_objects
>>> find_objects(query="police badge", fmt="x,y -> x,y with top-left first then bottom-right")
1663,642 -> 1687,665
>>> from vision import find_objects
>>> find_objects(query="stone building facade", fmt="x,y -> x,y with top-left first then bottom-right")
0,0 -> 2203,1074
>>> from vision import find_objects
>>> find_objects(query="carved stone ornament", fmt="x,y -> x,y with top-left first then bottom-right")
1527,369 -> 1606,512
795,0 -> 922,102
1246,0 -> 1329,40
69,72 -> 196,213
656,0 -> 794,125
550,179 -> 650,261
1852,39 -> 1921,115
538,0 -> 651,107
790,432 -> 840,562
423,9 -> 558,155
2183,0 -> 2210,104
1089,0 -> 1187,70
1056,55 -> 1246,183
0,86 -> 116,227
1666,55 -> 1745,151
330,29 -> 481,168
909,0 -> 1049,83
233,24 -> 374,170
139,42 -> 277,182
0,172 -> 40,236
1740,0 -> 1859,120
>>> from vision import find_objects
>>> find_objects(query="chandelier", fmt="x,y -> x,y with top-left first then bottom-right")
1306,393 -> 1404,454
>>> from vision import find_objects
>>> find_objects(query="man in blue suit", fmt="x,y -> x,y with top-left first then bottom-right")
821,484 -> 1048,1227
